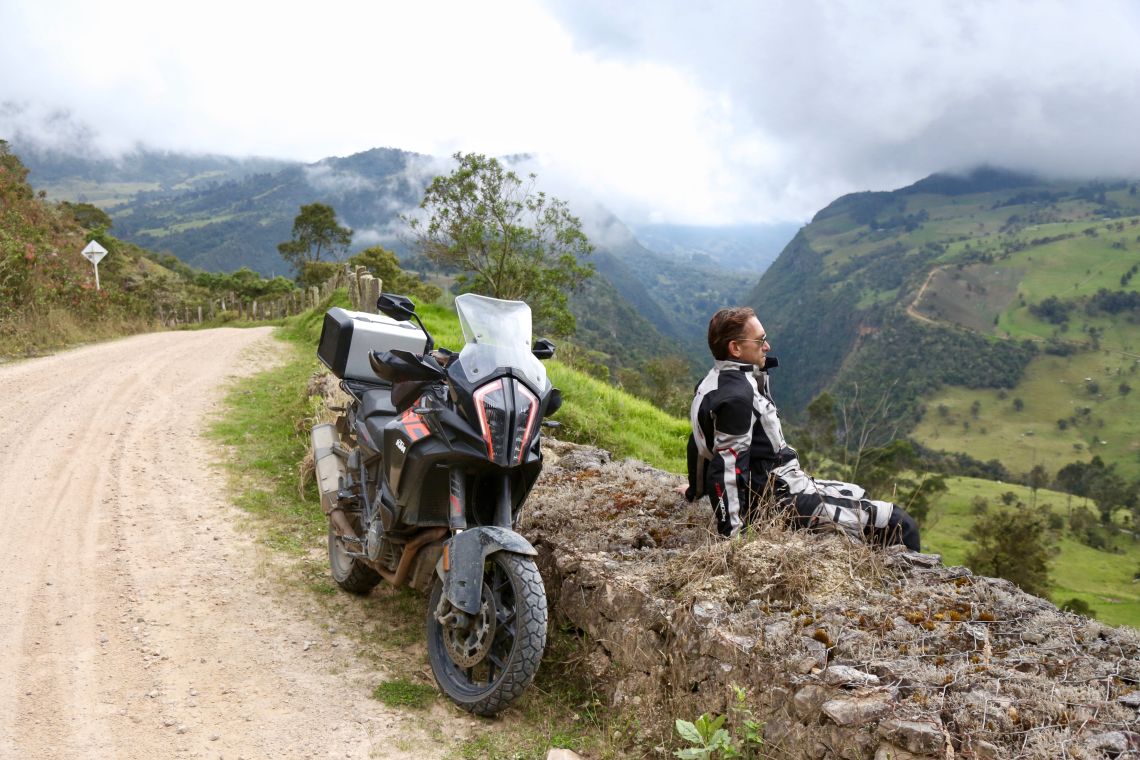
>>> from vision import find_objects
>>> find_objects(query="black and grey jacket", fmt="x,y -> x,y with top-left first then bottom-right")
686,360 -> 795,535
686,359 -> 895,539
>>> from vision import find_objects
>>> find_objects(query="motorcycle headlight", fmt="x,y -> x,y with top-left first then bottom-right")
473,379 -> 510,463
473,378 -> 541,466
511,383 -> 539,465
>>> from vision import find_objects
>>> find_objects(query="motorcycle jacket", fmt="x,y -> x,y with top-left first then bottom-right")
686,360 -> 912,547
687,359 -> 796,536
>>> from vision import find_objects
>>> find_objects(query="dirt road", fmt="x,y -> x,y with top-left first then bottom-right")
0,328 -> 463,759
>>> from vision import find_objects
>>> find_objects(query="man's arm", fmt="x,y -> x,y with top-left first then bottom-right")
684,433 -> 701,501
707,391 -> 757,536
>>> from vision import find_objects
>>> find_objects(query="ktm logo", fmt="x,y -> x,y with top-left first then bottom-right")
397,407 -> 430,442
395,438 -> 407,454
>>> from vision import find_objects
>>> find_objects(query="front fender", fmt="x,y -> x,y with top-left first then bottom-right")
437,526 -> 537,615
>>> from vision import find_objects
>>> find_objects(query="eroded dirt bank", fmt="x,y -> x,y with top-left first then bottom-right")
0,329 -> 468,759
523,440 -> 1140,759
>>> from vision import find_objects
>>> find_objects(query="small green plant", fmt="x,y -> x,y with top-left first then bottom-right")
673,686 -> 764,759
674,713 -> 731,759
372,677 -> 437,709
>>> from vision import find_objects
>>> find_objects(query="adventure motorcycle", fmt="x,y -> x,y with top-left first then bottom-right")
310,292 -> 560,715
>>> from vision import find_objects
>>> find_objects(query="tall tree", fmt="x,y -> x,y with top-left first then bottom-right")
277,203 -> 352,277
406,152 -> 594,335
1027,464 -> 1050,509
965,506 -> 1053,598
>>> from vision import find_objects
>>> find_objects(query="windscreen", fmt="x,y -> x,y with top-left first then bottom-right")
455,293 -> 548,390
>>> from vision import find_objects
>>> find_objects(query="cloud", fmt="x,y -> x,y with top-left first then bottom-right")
303,163 -> 376,194
5,0 -> 1140,226
544,0 -> 1140,215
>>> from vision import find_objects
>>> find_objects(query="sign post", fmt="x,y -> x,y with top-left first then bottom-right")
81,240 -> 108,290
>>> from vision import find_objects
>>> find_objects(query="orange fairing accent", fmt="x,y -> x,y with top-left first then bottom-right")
398,407 -> 430,442
442,543 -> 450,572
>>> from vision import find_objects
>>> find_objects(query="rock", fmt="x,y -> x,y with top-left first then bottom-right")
763,619 -> 794,646
1118,691 -> 1140,708
1086,730 -> 1140,755
545,750 -> 584,760
874,743 -> 926,760
586,649 -> 611,679
877,718 -> 944,755
798,637 -> 829,671
1087,731 -> 1129,755
823,665 -> 880,688
557,447 -> 611,471
792,685 -> 831,720
691,599 -> 728,625
821,694 -> 892,726
971,739 -> 1003,759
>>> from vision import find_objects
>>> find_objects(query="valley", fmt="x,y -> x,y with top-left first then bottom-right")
8,136 -> 1140,631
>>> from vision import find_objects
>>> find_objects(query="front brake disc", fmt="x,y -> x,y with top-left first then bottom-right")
442,581 -> 497,668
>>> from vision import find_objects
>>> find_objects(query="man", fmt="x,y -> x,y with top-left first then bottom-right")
685,306 -> 921,551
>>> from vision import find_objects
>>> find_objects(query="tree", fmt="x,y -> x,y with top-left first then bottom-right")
277,203 -> 352,277
1028,464 -> 1050,509
60,201 -> 112,231
347,246 -> 441,303
407,152 -> 594,335
965,506 -> 1053,598
795,392 -> 839,470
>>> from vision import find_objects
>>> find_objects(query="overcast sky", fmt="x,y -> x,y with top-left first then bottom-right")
3,0 -> 1140,225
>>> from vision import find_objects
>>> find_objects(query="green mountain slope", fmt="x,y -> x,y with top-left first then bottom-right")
752,167 -> 1140,480
20,145 -> 765,378
16,140 -> 291,209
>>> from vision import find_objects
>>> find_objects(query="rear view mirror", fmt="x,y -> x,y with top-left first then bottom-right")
377,293 -> 416,322
532,338 -> 556,359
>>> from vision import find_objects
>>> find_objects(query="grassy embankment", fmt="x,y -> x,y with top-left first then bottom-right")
208,291 -> 688,759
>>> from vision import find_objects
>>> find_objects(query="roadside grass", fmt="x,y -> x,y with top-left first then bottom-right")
0,307 -> 160,359
373,677 -> 438,709
208,336 -> 325,554
923,476 -> 1140,628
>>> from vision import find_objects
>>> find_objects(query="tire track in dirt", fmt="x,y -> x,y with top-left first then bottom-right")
0,329 -> 470,759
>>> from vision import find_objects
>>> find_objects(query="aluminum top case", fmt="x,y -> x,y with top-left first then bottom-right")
318,306 -> 428,383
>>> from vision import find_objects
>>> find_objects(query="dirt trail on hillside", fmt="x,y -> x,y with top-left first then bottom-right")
905,265 -> 939,325
0,329 -> 467,759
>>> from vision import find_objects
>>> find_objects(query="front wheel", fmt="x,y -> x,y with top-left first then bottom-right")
426,553 -> 547,716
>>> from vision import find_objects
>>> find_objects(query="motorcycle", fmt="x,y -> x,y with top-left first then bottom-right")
310,291 -> 561,715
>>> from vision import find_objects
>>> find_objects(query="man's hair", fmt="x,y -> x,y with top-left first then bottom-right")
707,306 -> 756,360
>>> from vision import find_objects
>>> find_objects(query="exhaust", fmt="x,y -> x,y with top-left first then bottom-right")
311,423 -> 359,541
310,424 -> 346,514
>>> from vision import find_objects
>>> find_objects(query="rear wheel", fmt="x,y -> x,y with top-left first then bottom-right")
327,519 -> 381,594
426,553 -> 547,716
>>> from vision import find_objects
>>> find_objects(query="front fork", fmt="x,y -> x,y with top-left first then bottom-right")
448,469 -> 514,530
437,470 -> 535,617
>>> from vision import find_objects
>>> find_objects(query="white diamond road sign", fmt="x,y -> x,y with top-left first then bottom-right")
81,240 -> 108,264
81,240 -> 109,290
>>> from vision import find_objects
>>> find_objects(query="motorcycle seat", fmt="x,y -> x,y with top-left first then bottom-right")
361,387 -> 398,419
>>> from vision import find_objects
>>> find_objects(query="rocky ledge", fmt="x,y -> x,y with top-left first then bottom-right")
522,440 -> 1140,759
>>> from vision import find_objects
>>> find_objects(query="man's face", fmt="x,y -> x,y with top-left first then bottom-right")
729,316 -> 770,367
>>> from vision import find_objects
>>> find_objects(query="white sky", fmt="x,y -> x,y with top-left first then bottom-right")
3,0 -> 1140,225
